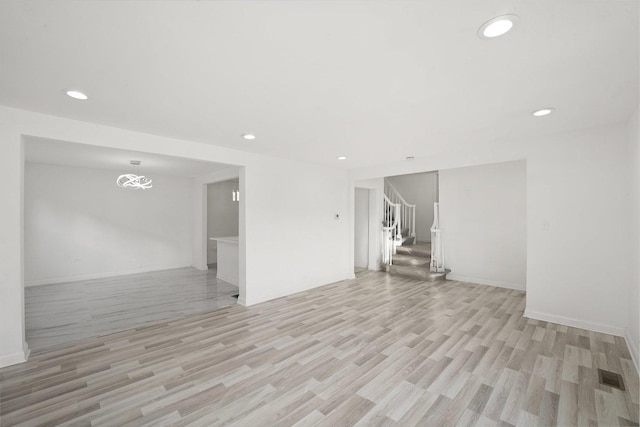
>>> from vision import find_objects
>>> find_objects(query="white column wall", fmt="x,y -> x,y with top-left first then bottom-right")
0,128 -> 27,367
439,160 -> 527,290
243,158 -> 349,305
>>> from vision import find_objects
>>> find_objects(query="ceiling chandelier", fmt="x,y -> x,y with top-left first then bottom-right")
117,160 -> 152,190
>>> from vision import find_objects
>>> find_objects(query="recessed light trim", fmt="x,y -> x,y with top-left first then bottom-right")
532,108 -> 555,117
337,156 -> 347,160
66,90 -> 88,100
242,134 -> 256,140
477,15 -> 519,39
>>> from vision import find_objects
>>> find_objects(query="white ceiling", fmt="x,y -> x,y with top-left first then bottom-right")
1,1 -> 638,169
25,137 -> 233,178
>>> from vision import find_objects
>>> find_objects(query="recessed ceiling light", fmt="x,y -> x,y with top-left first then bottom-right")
406,156 -> 415,160
532,108 -> 555,117
242,134 -> 256,140
337,156 -> 347,160
477,15 -> 519,39
66,90 -> 88,100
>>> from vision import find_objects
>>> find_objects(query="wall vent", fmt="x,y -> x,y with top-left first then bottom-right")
598,369 -> 625,390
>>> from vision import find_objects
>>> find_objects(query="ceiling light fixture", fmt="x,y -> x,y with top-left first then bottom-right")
477,15 -> 519,39
117,160 -> 153,190
242,134 -> 256,140
66,90 -> 88,100
532,108 -> 555,117
406,156 -> 415,160
337,156 -> 347,160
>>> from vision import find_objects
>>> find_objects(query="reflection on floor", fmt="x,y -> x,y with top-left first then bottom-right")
25,267 -> 238,351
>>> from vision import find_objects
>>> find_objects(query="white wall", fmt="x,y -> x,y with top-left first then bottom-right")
0,132 -> 26,367
243,159 -> 349,305
439,161 -> 527,290
0,105 -> 350,366
24,163 -> 193,285
354,188 -> 369,268
628,106 -> 639,371
207,179 -> 239,264
351,122 -> 634,338
387,172 -> 437,242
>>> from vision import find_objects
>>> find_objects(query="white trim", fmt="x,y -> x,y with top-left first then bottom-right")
237,296 -> 247,306
25,265 -> 192,287
0,345 -> 29,368
524,309 -> 626,337
624,329 -> 639,374
216,273 -> 239,286
446,274 -> 525,291
368,262 -> 381,271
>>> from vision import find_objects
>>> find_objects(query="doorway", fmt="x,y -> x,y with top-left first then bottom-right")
354,188 -> 371,273
206,178 -> 240,269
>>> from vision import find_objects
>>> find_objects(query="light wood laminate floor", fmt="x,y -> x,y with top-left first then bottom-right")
25,267 -> 239,351
2,271 -> 638,426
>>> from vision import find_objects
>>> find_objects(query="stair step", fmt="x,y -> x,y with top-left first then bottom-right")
396,243 -> 431,258
384,264 -> 450,282
400,236 -> 415,246
391,254 -> 430,267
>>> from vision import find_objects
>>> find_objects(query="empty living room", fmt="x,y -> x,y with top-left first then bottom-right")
0,1 -> 638,426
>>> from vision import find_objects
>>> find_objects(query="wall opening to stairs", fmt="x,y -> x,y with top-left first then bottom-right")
380,160 -> 526,291
386,171 -> 438,243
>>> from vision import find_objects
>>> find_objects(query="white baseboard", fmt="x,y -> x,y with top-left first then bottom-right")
237,296 -> 247,306
624,329 -> 640,374
524,308 -> 626,337
25,264 -> 192,287
0,344 -> 29,368
368,262 -> 381,271
216,273 -> 239,286
246,274 -> 350,307
446,274 -> 525,291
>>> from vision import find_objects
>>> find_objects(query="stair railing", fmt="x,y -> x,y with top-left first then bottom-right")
430,202 -> 445,272
382,195 -> 401,265
384,180 -> 416,242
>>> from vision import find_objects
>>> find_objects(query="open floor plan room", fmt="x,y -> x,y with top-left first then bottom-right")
1,272 -> 637,426
0,1 -> 638,426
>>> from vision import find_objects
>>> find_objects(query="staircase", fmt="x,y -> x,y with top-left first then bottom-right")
382,178 -> 449,281
384,242 -> 449,281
